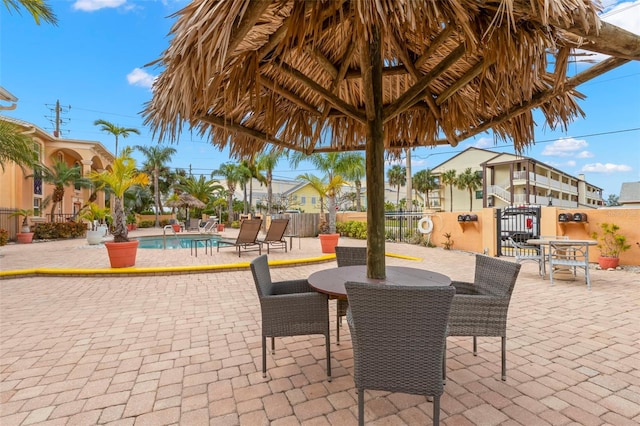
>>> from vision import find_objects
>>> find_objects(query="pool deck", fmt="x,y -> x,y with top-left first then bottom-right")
1,227 -> 639,425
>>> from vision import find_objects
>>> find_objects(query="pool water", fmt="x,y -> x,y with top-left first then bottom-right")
135,235 -> 223,249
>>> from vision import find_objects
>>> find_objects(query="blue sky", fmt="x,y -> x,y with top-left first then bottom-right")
1,0 -> 639,200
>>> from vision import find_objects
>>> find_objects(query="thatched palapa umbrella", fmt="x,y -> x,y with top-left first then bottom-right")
144,0 -> 640,278
166,193 -> 206,221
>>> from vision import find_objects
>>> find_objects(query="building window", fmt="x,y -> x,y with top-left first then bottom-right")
74,162 -> 82,191
300,196 -> 306,205
475,190 -> 483,199
311,196 -> 316,205
33,198 -> 42,217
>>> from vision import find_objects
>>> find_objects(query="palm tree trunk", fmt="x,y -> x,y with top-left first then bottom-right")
469,189 -> 473,212
154,167 -> 160,228
267,174 -> 273,214
355,180 -> 362,212
449,184 -> 453,212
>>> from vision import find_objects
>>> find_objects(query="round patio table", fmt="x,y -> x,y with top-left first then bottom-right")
308,265 -> 451,298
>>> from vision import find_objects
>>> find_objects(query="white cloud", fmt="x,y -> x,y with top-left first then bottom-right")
581,163 -> 633,173
576,151 -> 594,158
127,68 -> 156,88
541,137 -> 589,157
566,160 -> 577,167
471,137 -> 494,149
73,0 -> 127,12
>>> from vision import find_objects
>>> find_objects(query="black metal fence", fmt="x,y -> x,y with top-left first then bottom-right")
0,208 -> 20,241
384,209 -> 425,243
496,206 -> 541,256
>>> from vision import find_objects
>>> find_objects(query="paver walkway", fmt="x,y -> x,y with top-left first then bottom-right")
1,229 -> 639,425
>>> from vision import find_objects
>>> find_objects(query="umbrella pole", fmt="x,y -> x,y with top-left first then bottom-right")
361,27 -> 386,280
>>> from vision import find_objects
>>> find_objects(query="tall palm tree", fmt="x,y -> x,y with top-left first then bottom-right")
135,144 -> 177,227
456,167 -> 482,212
387,164 -> 406,208
212,163 -> 244,225
2,0 -> 57,25
341,153 -> 365,212
0,120 -> 37,171
290,152 -> 353,233
35,160 -> 91,221
256,151 -> 284,214
94,119 -> 140,157
297,173 -> 328,217
413,169 -> 437,209
440,169 -> 457,212
240,158 -> 267,213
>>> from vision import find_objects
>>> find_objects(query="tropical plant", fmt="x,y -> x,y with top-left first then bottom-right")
440,169 -> 457,212
456,167 -> 482,212
78,203 -> 110,231
591,223 -> 631,258
341,153 -> 365,212
94,119 -> 140,157
0,228 -> 8,246
212,163 -> 244,225
0,120 -> 38,171
135,144 -> 177,227
2,0 -> 57,25
34,160 -> 91,221
387,164 -> 406,208
174,175 -> 224,218
9,208 -> 33,232
89,148 -> 149,242
256,151 -> 284,214
413,168 -> 437,209
240,157 -> 267,214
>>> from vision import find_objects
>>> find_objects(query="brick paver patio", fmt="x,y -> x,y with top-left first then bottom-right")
1,229 -> 639,425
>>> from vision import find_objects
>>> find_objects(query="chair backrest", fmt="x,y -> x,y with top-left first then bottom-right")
264,218 -> 289,242
250,254 -> 272,297
188,218 -> 200,229
335,246 -> 367,267
345,282 -> 455,395
236,219 -> 262,244
473,255 -> 521,298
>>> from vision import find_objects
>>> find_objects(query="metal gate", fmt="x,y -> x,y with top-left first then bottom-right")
496,206 -> 541,256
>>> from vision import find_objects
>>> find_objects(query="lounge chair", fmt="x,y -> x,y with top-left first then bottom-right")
215,219 -> 262,257
258,218 -> 289,253
186,218 -> 200,232
200,217 -> 219,234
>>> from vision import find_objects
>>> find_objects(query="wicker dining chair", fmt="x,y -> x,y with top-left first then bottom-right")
334,246 -> 367,344
346,282 -> 455,426
446,255 -> 521,381
250,255 -> 331,380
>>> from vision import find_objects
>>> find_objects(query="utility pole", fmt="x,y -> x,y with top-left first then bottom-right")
45,100 -> 71,137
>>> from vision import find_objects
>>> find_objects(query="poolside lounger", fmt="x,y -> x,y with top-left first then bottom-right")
186,218 -> 201,232
258,218 -> 289,253
216,219 -> 262,257
200,217 -> 219,234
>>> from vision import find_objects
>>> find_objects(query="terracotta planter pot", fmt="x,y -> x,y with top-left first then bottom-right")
105,240 -> 139,268
319,233 -> 340,253
16,232 -> 34,244
218,224 -> 225,232
598,256 -> 619,269
172,224 -> 181,232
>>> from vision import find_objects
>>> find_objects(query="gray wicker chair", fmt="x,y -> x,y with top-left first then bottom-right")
250,255 -> 331,380
346,282 -> 455,426
447,255 -> 521,381
334,246 -> 367,344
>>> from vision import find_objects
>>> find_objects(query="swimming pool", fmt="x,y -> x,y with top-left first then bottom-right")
135,235 -> 223,249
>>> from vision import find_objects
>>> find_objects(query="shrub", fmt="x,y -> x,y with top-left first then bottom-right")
160,219 -> 170,227
337,221 -> 367,239
33,222 -> 86,240
231,220 -> 240,228
0,229 -> 8,246
138,220 -> 155,228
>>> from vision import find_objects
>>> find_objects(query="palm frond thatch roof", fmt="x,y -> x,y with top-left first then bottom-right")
144,0 -> 638,158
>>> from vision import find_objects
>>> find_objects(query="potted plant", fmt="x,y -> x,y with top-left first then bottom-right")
126,212 -> 138,231
78,203 -> 111,245
9,209 -> 34,244
89,148 -> 149,267
318,216 -> 340,253
591,222 -> 631,269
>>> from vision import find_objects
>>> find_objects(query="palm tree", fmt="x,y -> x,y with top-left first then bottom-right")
387,164 -> 406,208
240,158 -> 267,214
174,175 -> 223,218
94,119 -> 140,157
297,173 -> 328,217
413,169 -> 437,209
2,0 -> 57,25
456,167 -> 482,212
135,144 -> 177,227
290,152 -> 353,233
256,151 -> 284,214
212,163 -> 244,225
35,160 -> 91,221
341,153 -> 365,212
440,169 -> 457,212
0,120 -> 37,171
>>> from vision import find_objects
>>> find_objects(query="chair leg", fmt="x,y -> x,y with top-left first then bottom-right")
442,339 -> 447,382
501,336 -> 506,381
473,336 -> 477,356
433,394 -> 440,425
358,389 -> 364,426
336,311 -> 340,345
271,337 -> 275,354
325,333 -> 332,381
262,336 -> 267,378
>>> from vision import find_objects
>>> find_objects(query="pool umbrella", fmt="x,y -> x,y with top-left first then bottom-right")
166,193 -> 206,221
144,0 -> 640,279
